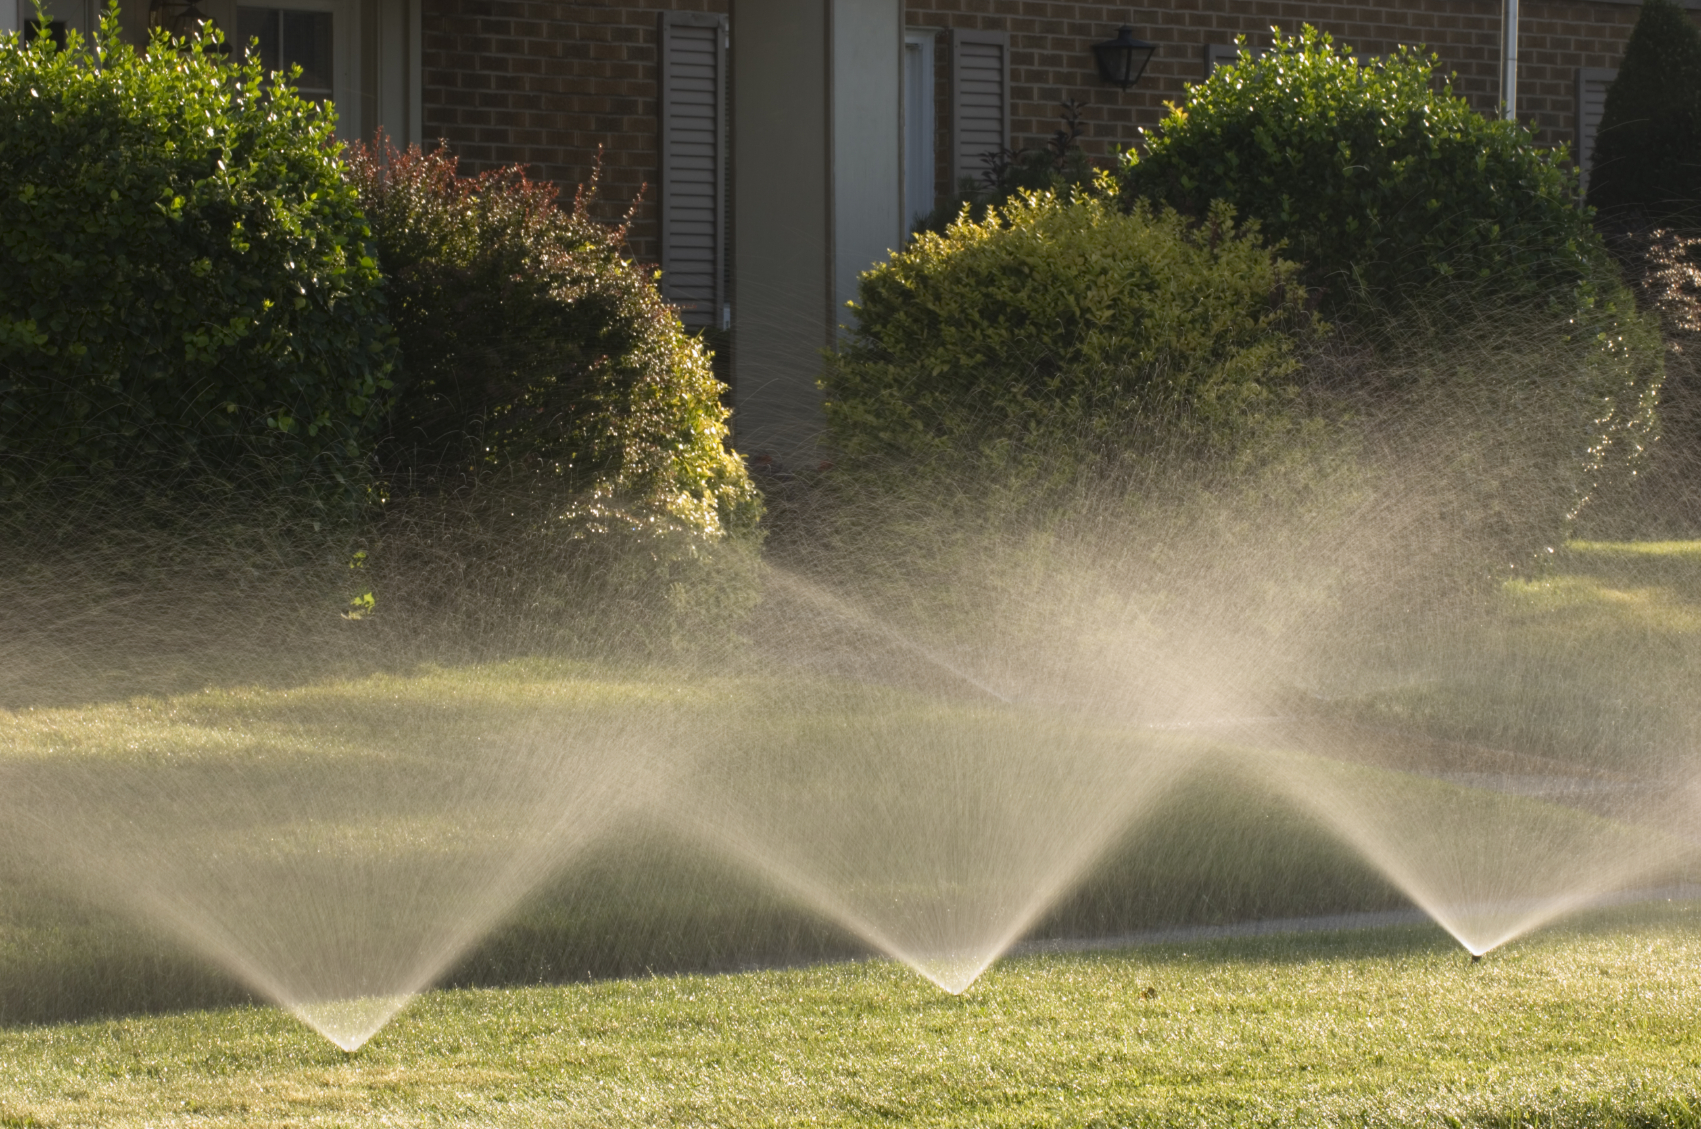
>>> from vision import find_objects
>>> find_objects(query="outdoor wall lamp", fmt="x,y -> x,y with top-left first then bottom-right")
1093,26 -> 1157,90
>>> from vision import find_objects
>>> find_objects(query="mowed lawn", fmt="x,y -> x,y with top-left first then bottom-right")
2,909 -> 1700,1128
3,540 -> 1701,1125
1342,539 -> 1701,773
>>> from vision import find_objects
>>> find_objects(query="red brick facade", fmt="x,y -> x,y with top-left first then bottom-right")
422,0 -> 729,261
419,0 -> 1685,263
905,0 -> 1654,202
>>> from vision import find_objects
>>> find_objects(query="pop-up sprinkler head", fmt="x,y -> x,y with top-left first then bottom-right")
1471,954 -> 1482,963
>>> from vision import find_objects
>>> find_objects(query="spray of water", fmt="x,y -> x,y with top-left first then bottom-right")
1239,743 -> 1684,955
671,685 -> 1201,992
3,284 -> 1701,1038
0,666 -> 686,1049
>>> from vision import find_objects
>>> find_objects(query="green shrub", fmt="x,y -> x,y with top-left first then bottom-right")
1588,0 -> 1701,230
826,187 -> 1313,481
1305,305 -> 1664,578
0,9 -> 395,497
346,142 -> 758,542
1119,26 -> 1666,547
1120,26 -> 1601,314
804,187 -> 1340,653
344,143 -> 762,656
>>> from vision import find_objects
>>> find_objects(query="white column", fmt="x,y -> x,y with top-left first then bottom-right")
361,0 -> 422,146
731,0 -> 903,466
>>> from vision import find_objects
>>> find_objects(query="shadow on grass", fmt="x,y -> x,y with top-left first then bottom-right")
0,763 -> 1422,1029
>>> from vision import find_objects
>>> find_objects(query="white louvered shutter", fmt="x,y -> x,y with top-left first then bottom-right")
659,13 -> 727,329
1575,67 -> 1618,200
951,29 -> 1008,190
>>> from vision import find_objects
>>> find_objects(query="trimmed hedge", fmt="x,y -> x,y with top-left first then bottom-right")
342,144 -> 762,656
0,11 -> 395,496
1118,25 -> 1664,546
826,187 -> 1314,481
347,142 -> 759,543
1120,26 -> 1602,315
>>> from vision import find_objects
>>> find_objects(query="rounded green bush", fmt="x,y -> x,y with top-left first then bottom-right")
1120,26 -> 1600,313
0,11 -> 395,495
1118,25 -> 1665,545
346,142 -> 759,543
825,188 -> 1313,476
1588,0 -> 1701,229
343,144 -> 761,657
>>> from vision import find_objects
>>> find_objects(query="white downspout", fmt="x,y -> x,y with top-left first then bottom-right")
1501,0 -> 1519,120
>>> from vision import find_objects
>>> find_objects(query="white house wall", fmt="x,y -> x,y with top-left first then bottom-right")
731,0 -> 900,465
730,0 -> 830,464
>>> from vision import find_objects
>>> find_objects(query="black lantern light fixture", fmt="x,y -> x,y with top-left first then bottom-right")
1092,25 -> 1157,90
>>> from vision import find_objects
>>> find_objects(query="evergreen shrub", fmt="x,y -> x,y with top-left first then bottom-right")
1588,0 -> 1701,230
345,143 -> 762,654
346,142 -> 758,542
1120,26 -> 1601,314
0,9 -> 395,496
808,188 -> 1336,676
1120,25 -> 1664,549
825,187 -> 1314,488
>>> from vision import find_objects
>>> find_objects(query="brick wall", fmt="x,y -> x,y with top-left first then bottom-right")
903,0 -> 1671,213
422,0 -> 729,262
420,0 -> 1690,262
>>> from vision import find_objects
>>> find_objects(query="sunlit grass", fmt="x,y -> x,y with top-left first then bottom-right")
1333,539 -> 1701,770
3,542 -> 1700,1122
2,908 -> 1700,1127
1568,539 -> 1701,557
0,658 -> 698,766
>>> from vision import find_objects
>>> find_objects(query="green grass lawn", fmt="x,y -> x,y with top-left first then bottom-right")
3,907 -> 1700,1127
1333,539 -> 1701,774
2,540 -> 1700,1122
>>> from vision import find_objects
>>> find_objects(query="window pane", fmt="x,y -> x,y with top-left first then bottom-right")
280,10 -> 333,96
236,6 -> 277,75
236,6 -> 333,103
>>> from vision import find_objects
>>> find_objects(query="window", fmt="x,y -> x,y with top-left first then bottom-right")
903,30 -> 937,230
1575,67 -> 1618,199
235,0 -> 356,139
950,29 -> 1007,191
10,0 -> 90,41
658,12 -> 728,330
1203,43 -> 1242,78
239,7 -> 334,103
